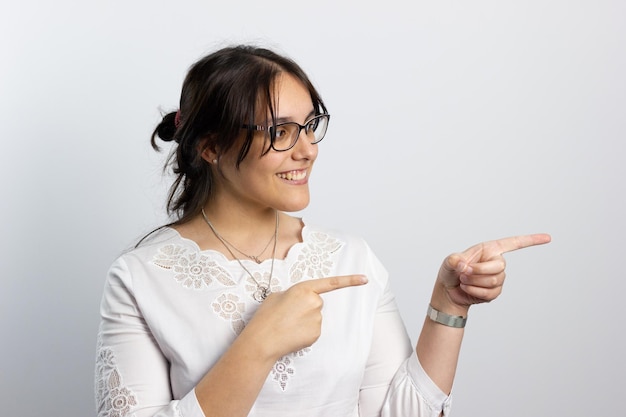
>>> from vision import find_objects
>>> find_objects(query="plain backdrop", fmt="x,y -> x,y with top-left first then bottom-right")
1,1 -> 624,416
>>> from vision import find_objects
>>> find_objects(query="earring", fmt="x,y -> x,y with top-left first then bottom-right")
212,159 -> 218,164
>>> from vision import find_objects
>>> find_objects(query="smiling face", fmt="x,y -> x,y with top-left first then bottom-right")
207,73 -> 320,213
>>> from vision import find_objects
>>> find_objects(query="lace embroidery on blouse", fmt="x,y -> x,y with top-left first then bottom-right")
212,293 -> 247,334
289,232 -> 342,283
271,347 -> 312,391
153,244 -> 236,289
95,336 -> 138,417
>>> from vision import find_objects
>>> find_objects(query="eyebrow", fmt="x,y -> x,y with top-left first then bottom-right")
271,109 -> 317,125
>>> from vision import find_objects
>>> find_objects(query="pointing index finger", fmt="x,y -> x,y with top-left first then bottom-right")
303,275 -> 368,295
495,233 -> 552,255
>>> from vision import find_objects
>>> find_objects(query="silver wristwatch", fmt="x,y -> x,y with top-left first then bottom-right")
427,305 -> 467,328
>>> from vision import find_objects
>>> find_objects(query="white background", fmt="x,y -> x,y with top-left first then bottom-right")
1,1 -> 624,416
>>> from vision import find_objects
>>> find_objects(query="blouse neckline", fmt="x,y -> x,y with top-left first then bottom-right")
162,217 -> 311,265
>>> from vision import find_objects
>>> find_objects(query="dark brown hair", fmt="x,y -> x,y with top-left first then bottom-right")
151,44 -> 327,227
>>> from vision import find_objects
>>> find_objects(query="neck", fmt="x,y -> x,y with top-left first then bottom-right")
202,205 -> 278,236
199,205 -> 280,261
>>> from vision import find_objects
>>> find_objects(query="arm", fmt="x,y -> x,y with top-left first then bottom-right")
416,234 -> 552,396
192,327 -> 277,417
359,285 -> 451,417
415,285 -> 466,397
96,259 -> 198,417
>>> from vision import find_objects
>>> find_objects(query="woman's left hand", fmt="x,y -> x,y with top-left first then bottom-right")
436,234 -> 552,310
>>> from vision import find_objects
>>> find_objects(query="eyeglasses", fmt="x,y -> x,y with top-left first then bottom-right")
243,113 -> 330,152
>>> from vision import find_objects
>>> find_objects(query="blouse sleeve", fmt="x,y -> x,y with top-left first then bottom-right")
358,283 -> 452,417
95,257 -> 205,417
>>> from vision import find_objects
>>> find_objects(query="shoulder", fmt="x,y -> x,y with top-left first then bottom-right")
109,227 -> 196,278
302,219 -> 374,254
122,227 -> 186,257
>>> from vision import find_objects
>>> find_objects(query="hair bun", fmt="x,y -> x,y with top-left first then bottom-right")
156,111 -> 178,143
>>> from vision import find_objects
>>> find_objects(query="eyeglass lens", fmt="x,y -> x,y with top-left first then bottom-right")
271,114 -> 329,151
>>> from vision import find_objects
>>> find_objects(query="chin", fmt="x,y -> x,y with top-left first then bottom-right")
278,196 -> 310,213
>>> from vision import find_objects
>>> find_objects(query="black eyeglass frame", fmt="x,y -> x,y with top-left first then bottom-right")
242,113 -> 331,152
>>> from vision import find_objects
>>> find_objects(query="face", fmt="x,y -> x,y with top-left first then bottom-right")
209,73 -> 319,213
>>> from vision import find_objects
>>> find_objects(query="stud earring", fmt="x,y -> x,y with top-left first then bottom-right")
212,159 -> 217,164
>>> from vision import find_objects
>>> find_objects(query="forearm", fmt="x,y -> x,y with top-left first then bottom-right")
195,327 -> 276,417
415,284 -> 468,395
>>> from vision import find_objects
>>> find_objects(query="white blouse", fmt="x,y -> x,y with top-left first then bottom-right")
95,221 -> 451,417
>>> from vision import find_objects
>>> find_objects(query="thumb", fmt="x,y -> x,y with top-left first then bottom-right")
442,254 -> 473,276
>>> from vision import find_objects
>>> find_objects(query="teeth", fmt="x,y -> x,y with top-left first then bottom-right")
277,170 -> 307,181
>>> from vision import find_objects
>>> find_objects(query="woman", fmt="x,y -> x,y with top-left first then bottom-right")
95,44 -> 550,417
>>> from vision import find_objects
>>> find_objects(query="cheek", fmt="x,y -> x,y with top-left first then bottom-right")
258,152 -> 288,170
233,156 -> 280,186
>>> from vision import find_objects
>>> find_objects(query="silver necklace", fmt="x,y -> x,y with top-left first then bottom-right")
213,224 -> 275,264
201,208 -> 278,302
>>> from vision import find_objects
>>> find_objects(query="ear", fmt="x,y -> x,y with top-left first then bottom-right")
198,137 -> 219,164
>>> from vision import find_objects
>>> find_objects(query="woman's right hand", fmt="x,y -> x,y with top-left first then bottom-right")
244,275 -> 368,360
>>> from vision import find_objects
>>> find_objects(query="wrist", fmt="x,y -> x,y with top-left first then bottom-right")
427,304 -> 467,328
237,322 -> 282,363
430,283 -> 470,318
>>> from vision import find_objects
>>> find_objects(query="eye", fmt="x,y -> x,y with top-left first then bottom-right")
306,117 -> 320,131
273,125 -> 290,140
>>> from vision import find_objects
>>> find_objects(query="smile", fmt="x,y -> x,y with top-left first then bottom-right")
276,170 -> 307,181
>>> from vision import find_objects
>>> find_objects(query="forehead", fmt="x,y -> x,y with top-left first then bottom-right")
269,73 -> 314,120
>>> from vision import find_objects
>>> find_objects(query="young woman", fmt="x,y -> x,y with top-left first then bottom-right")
95,44 -> 550,417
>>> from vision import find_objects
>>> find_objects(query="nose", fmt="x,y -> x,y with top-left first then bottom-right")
291,128 -> 318,159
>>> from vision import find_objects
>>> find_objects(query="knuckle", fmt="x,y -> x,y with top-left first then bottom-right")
486,286 -> 503,301
301,292 -> 323,309
328,276 -> 339,289
290,284 -> 307,297
313,296 -> 324,310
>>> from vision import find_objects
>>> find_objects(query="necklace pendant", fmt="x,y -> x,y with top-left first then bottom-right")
249,255 -> 262,264
253,285 -> 270,303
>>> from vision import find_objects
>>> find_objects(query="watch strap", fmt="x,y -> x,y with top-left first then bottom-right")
427,304 -> 467,328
